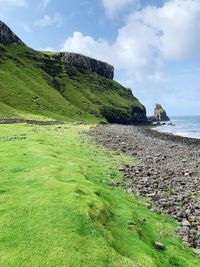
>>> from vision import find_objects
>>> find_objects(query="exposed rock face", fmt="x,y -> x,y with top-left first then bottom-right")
53,52 -> 114,79
148,104 -> 170,122
154,104 -> 170,121
101,105 -> 147,125
0,21 -> 24,45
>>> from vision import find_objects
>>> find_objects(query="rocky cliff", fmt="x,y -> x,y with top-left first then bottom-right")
53,52 -> 114,80
0,21 -> 24,45
0,20 -> 114,79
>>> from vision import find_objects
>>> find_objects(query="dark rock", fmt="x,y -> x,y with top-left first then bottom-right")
154,104 -> 170,121
154,242 -> 165,250
52,52 -> 114,79
0,21 -> 24,45
148,104 -> 170,122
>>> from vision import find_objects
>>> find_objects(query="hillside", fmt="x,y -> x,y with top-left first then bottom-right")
0,21 -> 146,123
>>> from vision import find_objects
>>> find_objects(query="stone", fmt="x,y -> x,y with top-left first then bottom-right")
138,217 -> 146,223
177,209 -> 186,218
127,188 -> 133,194
154,242 -> 165,250
145,203 -> 152,209
182,220 -> 191,227
192,248 -> 200,255
188,216 -> 196,222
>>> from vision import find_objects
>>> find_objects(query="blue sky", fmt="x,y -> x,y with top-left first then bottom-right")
1,0 -> 200,116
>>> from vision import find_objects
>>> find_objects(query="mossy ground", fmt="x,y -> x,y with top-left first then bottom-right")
0,123 -> 199,267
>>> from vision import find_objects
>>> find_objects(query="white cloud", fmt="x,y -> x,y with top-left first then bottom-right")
62,0 -> 200,115
35,13 -> 63,28
62,32 -> 110,61
63,0 -> 200,76
101,0 -> 139,18
0,0 -> 27,7
138,0 -> 200,60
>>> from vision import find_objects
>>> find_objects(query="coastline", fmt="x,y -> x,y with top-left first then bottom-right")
90,124 -> 200,254
144,126 -> 200,147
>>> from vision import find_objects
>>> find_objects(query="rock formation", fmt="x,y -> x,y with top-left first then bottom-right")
154,104 -> 170,121
148,104 -> 170,122
53,52 -> 114,80
0,20 -> 24,45
0,20 -> 113,79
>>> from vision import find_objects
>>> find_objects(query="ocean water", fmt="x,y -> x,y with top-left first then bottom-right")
154,116 -> 200,139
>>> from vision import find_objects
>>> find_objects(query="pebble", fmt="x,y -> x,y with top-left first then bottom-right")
182,220 -> 191,227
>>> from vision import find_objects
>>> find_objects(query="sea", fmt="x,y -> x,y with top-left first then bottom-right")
154,116 -> 200,139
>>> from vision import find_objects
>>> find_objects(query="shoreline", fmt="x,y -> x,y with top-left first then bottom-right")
143,126 -> 200,147
90,124 -> 200,254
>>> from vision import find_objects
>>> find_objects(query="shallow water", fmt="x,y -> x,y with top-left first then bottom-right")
154,116 -> 200,139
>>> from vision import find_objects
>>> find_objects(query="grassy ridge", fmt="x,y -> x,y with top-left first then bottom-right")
0,123 -> 199,266
0,44 -> 146,123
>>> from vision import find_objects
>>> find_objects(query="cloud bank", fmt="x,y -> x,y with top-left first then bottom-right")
62,0 -> 200,114
63,0 -> 200,76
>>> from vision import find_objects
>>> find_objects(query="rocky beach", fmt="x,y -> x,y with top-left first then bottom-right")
90,124 -> 200,254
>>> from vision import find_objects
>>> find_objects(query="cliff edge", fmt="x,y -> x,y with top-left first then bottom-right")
53,52 -> 114,80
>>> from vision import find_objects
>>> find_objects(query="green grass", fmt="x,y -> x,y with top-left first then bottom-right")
0,123 -> 199,267
0,44 -> 145,123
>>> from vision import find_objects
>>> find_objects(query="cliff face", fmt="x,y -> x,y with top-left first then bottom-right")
53,52 -> 114,80
0,21 -> 24,45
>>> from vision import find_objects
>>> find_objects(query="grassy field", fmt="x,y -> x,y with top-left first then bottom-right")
0,123 -> 199,267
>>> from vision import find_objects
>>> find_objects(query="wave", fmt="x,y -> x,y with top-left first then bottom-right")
154,116 -> 200,140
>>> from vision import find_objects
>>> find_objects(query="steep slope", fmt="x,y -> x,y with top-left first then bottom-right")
0,21 -> 147,123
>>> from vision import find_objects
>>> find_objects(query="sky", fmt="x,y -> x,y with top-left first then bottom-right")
0,0 -> 200,116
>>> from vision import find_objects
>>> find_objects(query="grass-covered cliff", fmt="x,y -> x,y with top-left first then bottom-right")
0,21 -> 146,124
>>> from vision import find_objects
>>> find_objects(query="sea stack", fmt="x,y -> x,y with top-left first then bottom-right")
154,104 -> 170,121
